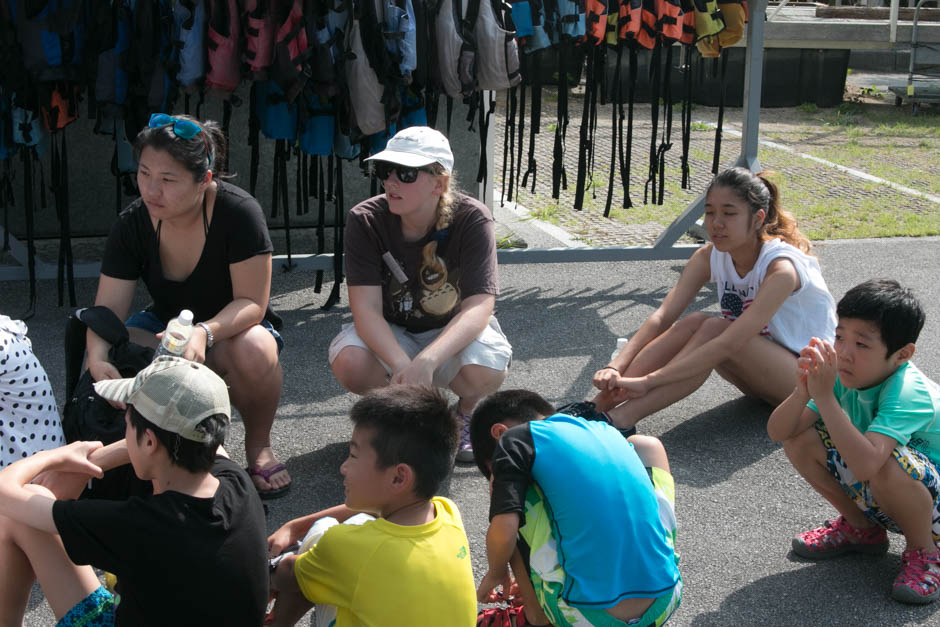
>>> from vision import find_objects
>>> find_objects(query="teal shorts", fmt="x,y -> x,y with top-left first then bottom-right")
57,586 -> 115,627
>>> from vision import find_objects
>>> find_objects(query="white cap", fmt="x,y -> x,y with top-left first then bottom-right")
365,126 -> 454,173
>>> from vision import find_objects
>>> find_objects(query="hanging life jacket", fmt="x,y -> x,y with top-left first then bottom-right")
128,0 -> 176,119
555,0 -> 585,42
93,0 -> 131,126
655,0 -> 686,43
271,0 -> 309,103
467,0 -> 522,91
0,0 -> 27,94
345,5 -> 387,135
243,0 -> 277,78
173,0 -> 207,88
689,0 -> 724,42
431,0 -> 469,98
346,0 -> 413,136
615,0 -> 643,44
206,0 -> 241,93
10,0 -> 86,82
696,0 -> 744,57
584,0 -> 607,45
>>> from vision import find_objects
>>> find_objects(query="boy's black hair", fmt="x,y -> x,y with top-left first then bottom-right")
469,390 -> 554,479
128,405 -> 227,473
349,385 -> 457,500
837,279 -> 925,357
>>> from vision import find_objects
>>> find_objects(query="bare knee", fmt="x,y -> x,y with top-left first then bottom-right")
627,434 -> 670,473
782,426 -> 824,467
221,326 -> 279,375
451,364 -> 506,400
867,452 -> 917,491
0,514 -> 20,547
695,316 -> 731,342
331,346 -> 386,395
668,312 -> 713,340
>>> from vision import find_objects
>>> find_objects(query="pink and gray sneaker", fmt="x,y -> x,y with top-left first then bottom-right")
791,516 -> 889,559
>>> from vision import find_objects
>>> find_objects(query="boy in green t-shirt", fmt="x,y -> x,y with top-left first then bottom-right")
768,279 -> 940,604
266,385 -> 477,626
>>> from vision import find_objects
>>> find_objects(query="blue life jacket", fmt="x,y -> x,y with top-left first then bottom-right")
9,0 -> 86,82
255,79 -> 298,141
173,0 -> 206,88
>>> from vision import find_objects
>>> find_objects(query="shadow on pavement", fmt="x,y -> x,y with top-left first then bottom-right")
660,395 -> 777,488
690,557 -> 940,627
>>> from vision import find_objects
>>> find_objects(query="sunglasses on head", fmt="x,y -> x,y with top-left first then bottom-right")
148,113 -> 212,166
373,161 -> 434,184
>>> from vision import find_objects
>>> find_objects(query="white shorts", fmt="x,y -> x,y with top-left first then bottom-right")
328,315 -> 512,387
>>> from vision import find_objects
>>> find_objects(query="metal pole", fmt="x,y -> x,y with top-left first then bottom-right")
890,0 -> 901,44
735,0 -> 767,173
908,0 -> 928,96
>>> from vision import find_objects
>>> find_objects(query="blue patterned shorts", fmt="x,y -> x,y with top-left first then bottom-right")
815,419 -> 940,542
57,586 -> 115,627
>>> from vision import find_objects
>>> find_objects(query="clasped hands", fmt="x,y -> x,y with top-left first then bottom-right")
796,336 -> 839,400
592,366 -> 650,403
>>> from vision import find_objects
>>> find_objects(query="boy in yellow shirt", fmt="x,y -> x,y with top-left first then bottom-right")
267,385 -> 477,626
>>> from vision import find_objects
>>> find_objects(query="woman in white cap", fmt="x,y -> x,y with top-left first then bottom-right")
329,126 -> 512,462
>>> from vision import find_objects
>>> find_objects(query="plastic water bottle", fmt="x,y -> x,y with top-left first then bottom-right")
611,337 -> 628,362
154,309 -> 194,359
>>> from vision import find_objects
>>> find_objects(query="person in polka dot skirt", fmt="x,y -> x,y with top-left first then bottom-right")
1,314 -> 64,466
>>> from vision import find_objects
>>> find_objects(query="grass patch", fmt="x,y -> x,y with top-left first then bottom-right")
762,144 -> 940,239
498,95 -> 940,243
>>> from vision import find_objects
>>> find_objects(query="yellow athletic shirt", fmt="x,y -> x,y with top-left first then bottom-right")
294,496 -> 477,626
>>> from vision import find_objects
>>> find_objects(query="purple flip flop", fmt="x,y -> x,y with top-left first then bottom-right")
247,463 -> 292,500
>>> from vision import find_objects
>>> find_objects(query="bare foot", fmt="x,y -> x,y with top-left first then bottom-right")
246,446 -> 292,498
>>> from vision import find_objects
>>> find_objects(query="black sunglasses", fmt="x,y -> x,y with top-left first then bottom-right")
373,161 -> 434,184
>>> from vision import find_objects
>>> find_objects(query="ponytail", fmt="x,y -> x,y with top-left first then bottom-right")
756,172 -> 811,254
201,120 -> 231,180
420,165 -> 459,278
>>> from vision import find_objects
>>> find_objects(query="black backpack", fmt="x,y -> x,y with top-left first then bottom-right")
63,306 -> 154,500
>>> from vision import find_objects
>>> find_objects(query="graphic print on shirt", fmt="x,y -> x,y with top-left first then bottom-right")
720,282 -> 770,337
386,252 -> 461,321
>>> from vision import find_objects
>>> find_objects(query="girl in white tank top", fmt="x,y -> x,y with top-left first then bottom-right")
592,167 -> 837,433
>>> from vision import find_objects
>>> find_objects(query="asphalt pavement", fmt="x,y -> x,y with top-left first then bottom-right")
10,218 -> 940,625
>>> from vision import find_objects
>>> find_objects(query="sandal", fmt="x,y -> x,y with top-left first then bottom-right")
791,516 -> 888,559
892,548 -> 940,604
247,462 -> 292,500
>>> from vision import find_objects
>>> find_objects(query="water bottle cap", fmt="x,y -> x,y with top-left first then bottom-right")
178,310 -> 194,325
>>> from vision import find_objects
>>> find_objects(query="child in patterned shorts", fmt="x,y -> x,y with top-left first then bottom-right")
470,389 -> 682,627
768,279 -> 940,604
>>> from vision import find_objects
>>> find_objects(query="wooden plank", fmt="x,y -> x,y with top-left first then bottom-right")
815,7 -> 940,21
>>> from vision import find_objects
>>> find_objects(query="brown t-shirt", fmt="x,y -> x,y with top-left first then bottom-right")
344,193 -> 498,333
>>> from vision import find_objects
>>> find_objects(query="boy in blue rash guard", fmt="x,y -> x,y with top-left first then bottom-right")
769,279 -> 940,604
470,390 -> 682,627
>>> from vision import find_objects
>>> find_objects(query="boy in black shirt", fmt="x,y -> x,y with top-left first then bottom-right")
0,356 -> 268,626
